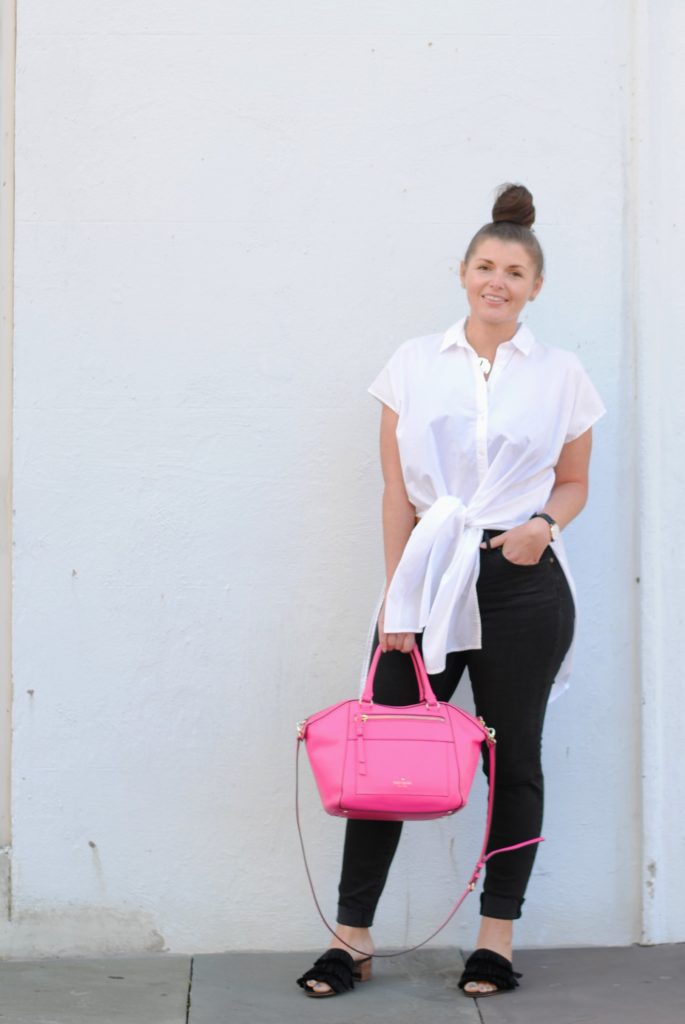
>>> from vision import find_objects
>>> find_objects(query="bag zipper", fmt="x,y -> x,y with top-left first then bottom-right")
355,712 -> 445,776
358,713 -> 445,722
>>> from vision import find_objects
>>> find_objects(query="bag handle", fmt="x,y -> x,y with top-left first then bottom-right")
359,644 -> 439,708
295,729 -> 543,958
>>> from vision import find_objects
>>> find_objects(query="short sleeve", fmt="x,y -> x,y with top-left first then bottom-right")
564,357 -> 606,443
367,346 -> 404,414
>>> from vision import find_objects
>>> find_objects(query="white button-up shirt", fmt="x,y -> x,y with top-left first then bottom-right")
367,316 -> 606,701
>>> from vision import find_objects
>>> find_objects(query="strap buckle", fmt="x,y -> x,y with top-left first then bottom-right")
478,716 -> 497,745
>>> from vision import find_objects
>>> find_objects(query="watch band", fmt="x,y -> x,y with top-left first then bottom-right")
530,512 -> 560,541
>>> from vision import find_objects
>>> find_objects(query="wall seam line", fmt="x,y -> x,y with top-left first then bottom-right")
0,0 -> 16,921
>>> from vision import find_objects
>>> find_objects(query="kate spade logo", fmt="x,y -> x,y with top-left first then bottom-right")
393,778 -> 412,787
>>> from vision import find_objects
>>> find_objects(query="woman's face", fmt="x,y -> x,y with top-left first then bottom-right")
459,239 -> 543,330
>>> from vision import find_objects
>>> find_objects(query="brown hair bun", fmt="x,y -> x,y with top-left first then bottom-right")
463,183 -> 544,275
492,183 -> 535,229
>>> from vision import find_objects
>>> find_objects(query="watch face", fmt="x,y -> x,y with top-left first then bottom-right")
550,522 -> 560,541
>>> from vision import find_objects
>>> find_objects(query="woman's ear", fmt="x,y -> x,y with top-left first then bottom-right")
459,260 -> 466,288
529,274 -> 544,301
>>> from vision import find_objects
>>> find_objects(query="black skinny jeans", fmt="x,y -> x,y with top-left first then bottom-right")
337,531 -> 575,924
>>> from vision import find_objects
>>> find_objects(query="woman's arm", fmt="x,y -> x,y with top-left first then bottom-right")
378,404 -> 416,652
485,429 -> 594,563
539,427 -> 593,528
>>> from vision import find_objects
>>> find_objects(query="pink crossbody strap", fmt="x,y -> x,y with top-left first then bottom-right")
295,734 -> 543,958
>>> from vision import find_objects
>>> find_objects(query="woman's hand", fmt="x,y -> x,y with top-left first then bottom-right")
378,599 -> 415,653
481,518 -> 550,565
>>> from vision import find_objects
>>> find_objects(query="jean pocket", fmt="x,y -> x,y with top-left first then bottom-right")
499,548 -> 548,569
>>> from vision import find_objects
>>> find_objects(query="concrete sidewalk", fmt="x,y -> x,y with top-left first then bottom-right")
0,944 -> 683,1024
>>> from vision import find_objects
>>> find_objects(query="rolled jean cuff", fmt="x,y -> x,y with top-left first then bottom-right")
480,891 -> 525,920
337,904 -> 375,928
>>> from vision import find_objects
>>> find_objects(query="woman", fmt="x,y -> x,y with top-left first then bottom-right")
297,183 -> 606,998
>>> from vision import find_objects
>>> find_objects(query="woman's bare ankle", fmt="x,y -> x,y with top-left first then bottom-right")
330,924 -> 374,957
474,916 -> 513,961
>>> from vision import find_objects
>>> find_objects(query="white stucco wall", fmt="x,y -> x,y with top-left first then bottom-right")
1,0 -> 680,956
633,0 -> 685,944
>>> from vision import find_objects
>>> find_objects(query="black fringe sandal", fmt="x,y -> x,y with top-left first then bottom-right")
458,948 -> 522,997
296,949 -> 373,999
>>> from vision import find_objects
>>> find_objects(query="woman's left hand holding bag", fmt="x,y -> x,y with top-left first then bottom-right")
378,598 -> 416,654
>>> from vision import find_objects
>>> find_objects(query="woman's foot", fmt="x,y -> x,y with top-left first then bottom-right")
461,917 -> 513,996
304,926 -> 374,996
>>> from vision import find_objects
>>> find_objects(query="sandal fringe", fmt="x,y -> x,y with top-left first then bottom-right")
296,948 -> 372,998
458,948 -> 522,996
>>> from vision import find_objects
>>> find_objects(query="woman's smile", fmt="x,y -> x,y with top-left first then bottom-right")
460,237 -> 543,331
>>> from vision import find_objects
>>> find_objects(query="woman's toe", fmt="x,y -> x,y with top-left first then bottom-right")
464,980 -> 497,994
307,979 -> 331,994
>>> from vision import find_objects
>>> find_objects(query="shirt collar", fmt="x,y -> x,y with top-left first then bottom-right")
439,316 -> 535,356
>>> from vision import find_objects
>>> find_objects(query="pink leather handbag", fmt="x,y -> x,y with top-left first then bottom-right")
298,644 -> 491,821
296,645 -> 543,955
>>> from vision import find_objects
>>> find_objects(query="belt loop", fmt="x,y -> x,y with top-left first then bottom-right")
483,531 -> 492,551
